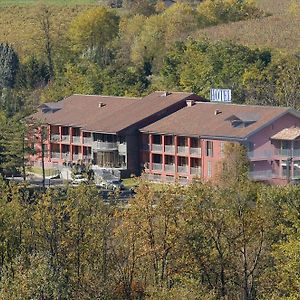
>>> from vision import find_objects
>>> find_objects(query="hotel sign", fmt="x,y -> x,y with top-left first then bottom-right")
210,89 -> 232,102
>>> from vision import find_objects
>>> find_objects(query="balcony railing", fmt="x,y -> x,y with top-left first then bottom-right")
62,153 -> 70,160
72,136 -> 81,144
73,154 -> 81,161
165,145 -> 175,154
83,137 -> 92,145
191,167 -> 201,176
190,147 -> 201,156
61,135 -> 70,143
165,176 -> 175,183
51,152 -> 60,159
178,177 -> 189,185
248,150 -> 273,160
249,170 -> 273,180
152,144 -> 163,152
93,141 -> 118,151
177,146 -> 189,154
165,164 -> 175,172
274,149 -> 300,157
83,155 -> 92,160
152,163 -> 163,170
178,165 -> 188,173
153,174 -> 162,182
50,134 -> 60,142
293,149 -> 300,157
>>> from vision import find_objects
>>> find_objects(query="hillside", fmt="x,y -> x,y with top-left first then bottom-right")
196,0 -> 300,54
0,5 -> 92,57
0,0 -> 298,57
0,0 -> 98,5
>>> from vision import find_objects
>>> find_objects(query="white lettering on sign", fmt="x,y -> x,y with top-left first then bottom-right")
210,89 -> 232,102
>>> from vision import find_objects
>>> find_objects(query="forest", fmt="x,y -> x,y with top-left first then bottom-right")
0,145 -> 300,299
0,0 -> 299,299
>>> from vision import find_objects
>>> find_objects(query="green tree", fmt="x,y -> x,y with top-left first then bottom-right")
68,7 -> 120,65
0,113 -> 28,178
197,0 -> 265,26
0,43 -> 19,89
185,181 -> 273,299
123,0 -> 156,16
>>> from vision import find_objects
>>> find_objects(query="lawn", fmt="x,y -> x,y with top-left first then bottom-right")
28,166 -> 60,177
0,0 -> 99,6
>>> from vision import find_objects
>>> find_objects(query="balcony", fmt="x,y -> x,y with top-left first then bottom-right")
190,147 -> 201,156
61,135 -> 70,143
73,154 -> 81,161
248,150 -> 273,160
93,141 -> 118,151
61,153 -> 70,160
83,137 -> 92,145
72,136 -> 81,144
51,152 -> 60,159
177,146 -> 189,155
274,148 -> 300,157
152,163 -> 163,171
165,145 -> 175,154
164,175 -> 173,183
178,165 -> 188,173
83,155 -> 92,160
191,167 -> 201,176
178,177 -> 188,185
50,134 -> 60,142
249,170 -> 273,180
152,144 -> 163,152
165,164 -> 175,173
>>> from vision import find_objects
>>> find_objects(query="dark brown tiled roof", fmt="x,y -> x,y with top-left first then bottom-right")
30,94 -> 139,130
30,92 -> 202,133
86,91 -> 202,133
140,102 -> 297,139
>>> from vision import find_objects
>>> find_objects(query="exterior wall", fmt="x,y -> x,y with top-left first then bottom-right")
142,113 -> 300,185
249,113 -> 300,184
201,139 -> 224,180
126,135 -> 139,177
141,133 -> 203,184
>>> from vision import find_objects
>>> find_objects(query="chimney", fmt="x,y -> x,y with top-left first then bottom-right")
215,109 -> 222,115
98,102 -> 106,108
186,99 -> 195,107
161,91 -> 171,97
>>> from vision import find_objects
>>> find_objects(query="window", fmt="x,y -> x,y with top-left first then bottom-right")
281,160 -> 290,178
220,142 -> 225,157
206,141 -> 213,157
207,161 -> 212,177
293,160 -> 300,179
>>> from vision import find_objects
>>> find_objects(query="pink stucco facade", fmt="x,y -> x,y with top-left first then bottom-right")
142,113 -> 300,185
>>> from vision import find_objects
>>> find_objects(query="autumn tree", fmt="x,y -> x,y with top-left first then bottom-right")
68,7 -> 120,66
184,180 -> 274,299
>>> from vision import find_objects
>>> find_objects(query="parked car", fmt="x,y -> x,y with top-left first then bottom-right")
71,174 -> 89,185
98,179 -> 124,190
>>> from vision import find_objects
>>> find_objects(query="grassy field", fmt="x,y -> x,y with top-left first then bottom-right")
28,166 -> 60,177
0,4 -> 89,57
0,0 -> 298,58
197,0 -> 300,54
0,0 -> 99,6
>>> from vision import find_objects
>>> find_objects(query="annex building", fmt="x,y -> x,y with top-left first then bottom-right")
29,91 -> 300,185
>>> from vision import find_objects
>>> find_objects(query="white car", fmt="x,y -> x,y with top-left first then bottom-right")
71,174 -> 89,185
